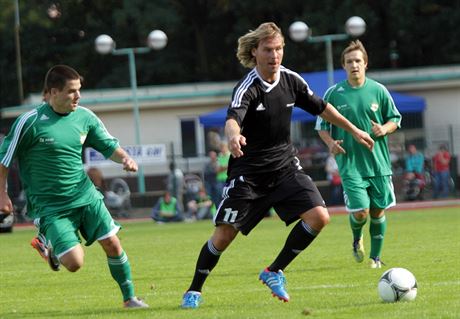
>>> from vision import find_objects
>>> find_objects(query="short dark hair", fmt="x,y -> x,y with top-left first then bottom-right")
341,40 -> 368,66
43,65 -> 82,92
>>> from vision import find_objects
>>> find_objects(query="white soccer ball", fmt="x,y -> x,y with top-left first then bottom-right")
378,268 -> 417,303
378,268 -> 417,302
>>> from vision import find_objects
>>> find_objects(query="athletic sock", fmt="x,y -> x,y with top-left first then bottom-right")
188,239 -> 222,292
268,220 -> 318,272
107,251 -> 135,302
349,212 -> 367,241
370,215 -> 387,258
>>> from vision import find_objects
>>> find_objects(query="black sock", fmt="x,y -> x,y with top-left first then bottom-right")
268,220 -> 318,272
188,239 -> 222,292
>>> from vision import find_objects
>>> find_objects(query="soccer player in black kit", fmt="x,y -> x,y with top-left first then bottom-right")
181,22 -> 374,308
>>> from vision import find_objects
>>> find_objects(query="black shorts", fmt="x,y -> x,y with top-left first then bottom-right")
214,167 -> 325,235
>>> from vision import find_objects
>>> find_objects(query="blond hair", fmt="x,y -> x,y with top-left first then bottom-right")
236,22 -> 284,68
341,40 -> 368,65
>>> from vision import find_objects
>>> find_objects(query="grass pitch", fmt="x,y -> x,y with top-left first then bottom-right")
0,206 -> 459,319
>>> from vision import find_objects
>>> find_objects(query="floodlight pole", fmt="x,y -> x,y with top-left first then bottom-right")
111,47 -> 150,194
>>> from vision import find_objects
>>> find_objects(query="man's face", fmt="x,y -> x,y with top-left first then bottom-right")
252,35 -> 284,81
343,50 -> 367,84
50,79 -> 81,113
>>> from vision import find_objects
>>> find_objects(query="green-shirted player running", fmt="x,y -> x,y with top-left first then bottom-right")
0,65 -> 148,308
315,40 -> 402,268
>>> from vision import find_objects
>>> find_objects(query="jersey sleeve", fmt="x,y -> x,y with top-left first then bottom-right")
0,111 -> 36,168
380,86 -> 402,128
85,112 -> 120,158
226,77 -> 254,127
315,115 -> 331,131
292,73 -> 327,115
314,86 -> 335,131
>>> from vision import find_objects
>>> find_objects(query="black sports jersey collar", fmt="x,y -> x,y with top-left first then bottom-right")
254,67 -> 281,93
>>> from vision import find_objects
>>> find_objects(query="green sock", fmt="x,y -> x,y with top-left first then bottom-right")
107,251 -> 135,302
369,215 -> 387,258
349,213 -> 367,241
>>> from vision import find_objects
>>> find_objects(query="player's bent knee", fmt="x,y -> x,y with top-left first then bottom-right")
354,210 -> 369,220
64,262 -> 83,272
212,225 -> 238,250
61,256 -> 84,272
317,209 -> 331,227
301,206 -> 330,230
99,235 -> 123,256
60,245 -> 84,272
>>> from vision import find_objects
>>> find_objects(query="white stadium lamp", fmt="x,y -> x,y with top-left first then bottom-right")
147,30 -> 168,50
288,21 -> 310,42
345,16 -> 367,37
95,34 -> 115,55
289,16 -> 366,86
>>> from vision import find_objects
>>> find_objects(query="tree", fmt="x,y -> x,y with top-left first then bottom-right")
0,0 -> 458,108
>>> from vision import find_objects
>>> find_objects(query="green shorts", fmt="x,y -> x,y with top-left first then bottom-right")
38,199 -> 120,258
342,175 -> 396,212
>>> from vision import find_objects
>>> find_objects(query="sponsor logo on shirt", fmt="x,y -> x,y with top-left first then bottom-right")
286,102 -> 295,108
40,114 -> 49,121
256,103 -> 266,111
371,103 -> 379,112
337,86 -> 345,92
80,134 -> 87,144
336,104 -> 348,110
39,137 -> 55,144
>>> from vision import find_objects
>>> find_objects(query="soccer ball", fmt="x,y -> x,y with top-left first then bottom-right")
378,268 -> 417,302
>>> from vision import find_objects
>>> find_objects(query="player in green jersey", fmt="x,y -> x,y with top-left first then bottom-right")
0,65 -> 148,308
315,41 -> 402,268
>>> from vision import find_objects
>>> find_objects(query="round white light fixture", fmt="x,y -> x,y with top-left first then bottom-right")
289,21 -> 310,42
95,34 -> 115,55
147,30 -> 168,50
345,16 -> 366,37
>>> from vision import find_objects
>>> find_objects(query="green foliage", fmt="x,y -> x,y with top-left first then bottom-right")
0,1 -> 459,108
0,206 -> 459,318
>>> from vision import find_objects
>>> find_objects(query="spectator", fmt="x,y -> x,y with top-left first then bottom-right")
151,191 -> 184,223
324,155 -> 343,206
405,144 -> 425,176
216,142 -> 230,197
404,144 -> 426,200
432,145 -> 452,198
203,150 -> 220,206
186,188 -> 216,220
167,161 -> 185,212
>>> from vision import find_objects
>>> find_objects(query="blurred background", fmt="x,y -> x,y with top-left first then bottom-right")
1,0 -> 459,215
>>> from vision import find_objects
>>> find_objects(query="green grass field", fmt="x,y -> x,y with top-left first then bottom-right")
1,206 -> 459,319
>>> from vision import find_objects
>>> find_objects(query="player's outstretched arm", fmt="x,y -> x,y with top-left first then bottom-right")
225,118 -> 247,158
320,103 -> 374,151
0,164 -> 13,214
109,147 -> 138,172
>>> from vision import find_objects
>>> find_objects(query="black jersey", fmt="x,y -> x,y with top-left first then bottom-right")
226,66 -> 326,179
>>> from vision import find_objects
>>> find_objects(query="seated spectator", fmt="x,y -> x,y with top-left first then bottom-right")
404,144 -> 426,200
151,191 -> 184,223
186,188 -> 216,221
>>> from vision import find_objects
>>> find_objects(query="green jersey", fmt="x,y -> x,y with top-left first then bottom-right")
315,78 -> 401,179
0,102 -> 119,218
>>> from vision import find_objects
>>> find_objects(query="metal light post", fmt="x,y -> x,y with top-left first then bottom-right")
95,30 -> 167,194
289,16 -> 366,86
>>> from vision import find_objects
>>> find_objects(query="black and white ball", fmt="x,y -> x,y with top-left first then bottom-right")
378,268 -> 417,302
